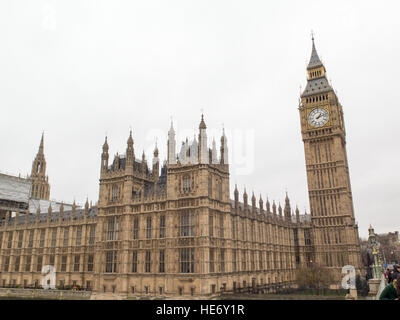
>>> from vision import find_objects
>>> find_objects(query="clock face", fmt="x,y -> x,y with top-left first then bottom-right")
308,108 -> 329,127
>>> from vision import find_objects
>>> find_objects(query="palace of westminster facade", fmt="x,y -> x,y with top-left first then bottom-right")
0,39 -> 362,297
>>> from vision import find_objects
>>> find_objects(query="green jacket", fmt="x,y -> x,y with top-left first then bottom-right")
379,281 -> 398,300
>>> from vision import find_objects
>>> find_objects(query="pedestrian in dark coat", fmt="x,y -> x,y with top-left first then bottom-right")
380,274 -> 400,300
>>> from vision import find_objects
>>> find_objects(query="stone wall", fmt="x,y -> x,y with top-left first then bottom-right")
0,288 -> 91,299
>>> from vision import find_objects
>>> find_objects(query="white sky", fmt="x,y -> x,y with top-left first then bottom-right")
0,1 -> 399,238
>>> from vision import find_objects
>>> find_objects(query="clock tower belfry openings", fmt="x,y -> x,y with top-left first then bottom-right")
298,37 -> 362,277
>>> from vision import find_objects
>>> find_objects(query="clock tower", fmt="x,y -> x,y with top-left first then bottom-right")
299,37 -> 362,278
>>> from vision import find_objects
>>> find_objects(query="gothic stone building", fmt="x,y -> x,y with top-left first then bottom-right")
0,39 -> 361,297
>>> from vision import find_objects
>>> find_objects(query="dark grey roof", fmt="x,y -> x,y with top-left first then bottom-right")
301,77 -> 332,97
307,40 -> 323,70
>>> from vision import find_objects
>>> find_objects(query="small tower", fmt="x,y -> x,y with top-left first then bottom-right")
243,188 -> 248,210
251,192 -> 256,213
278,202 -> 283,218
284,192 -> 291,221
152,142 -> 160,182
211,138 -> 218,164
198,114 -> 209,164
234,184 -> 239,208
168,121 -> 177,165
266,197 -> 271,214
220,128 -> 229,165
272,200 -> 277,215
30,133 -> 50,200
259,195 -> 264,213
101,136 -> 109,174
296,206 -> 300,223
126,130 -> 135,168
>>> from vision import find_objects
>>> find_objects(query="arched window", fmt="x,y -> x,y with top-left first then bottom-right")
182,175 -> 191,193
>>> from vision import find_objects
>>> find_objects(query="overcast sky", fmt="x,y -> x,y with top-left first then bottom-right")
0,1 -> 399,238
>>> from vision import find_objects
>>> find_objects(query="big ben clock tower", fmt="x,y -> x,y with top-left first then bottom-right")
299,37 -> 362,278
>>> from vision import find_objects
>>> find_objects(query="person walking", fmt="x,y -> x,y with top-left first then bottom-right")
379,274 -> 400,300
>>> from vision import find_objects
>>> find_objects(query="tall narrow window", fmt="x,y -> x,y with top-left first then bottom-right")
220,249 -> 225,272
146,217 -> 152,239
3,257 -> 10,272
159,250 -> 165,273
232,250 -> 237,272
51,229 -> 57,247
182,175 -> 191,193
14,256 -> 20,272
76,226 -> 82,246
159,215 -> 166,238
37,256 -> 43,272
105,251 -> 118,273
7,232 -> 13,248
39,230 -> 45,248
180,211 -> 194,237
63,228 -> 69,247
0,232 -> 3,249
145,251 -> 151,272
61,255 -> 67,272
180,248 -> 194,273
209,248 -> 214,273
87,255 -> 94,272
28,230 -> 34,248
209,214 -> 213,237
132,251 -> 138,273
74,255 -> 80,272
107,216 -> 119,241
25,256 -> 31,272
219,215 -> 224,238
89,225 -> 96,245
208,177 -> 212,197
242,250 -> 246,271
17,231 -> 23,248
133,217 -> 139,239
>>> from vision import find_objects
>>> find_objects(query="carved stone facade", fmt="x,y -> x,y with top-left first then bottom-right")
298,37 -> 362,280
0,39 -> 362,297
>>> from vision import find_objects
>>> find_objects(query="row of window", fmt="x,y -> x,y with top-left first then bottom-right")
105,248 -> 194,274
0,226 -> 96,249
1,254 -> 94,273
305,94 -> 329,104
107,212 -> 194,241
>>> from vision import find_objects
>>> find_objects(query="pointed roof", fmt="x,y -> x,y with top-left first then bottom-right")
307,37 -> 323,70
38,132 -> 44,154
199,114 -> 207,130
301,37 -> 332,98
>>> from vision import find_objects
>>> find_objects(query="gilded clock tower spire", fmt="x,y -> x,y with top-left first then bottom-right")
299,37 -> 362,278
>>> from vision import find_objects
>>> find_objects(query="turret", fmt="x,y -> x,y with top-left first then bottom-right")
284,192 -> 291,221
251,192 -> 256,213
152,143 -> 160,182
126,130 -> 134,168
296,206 -> 300,223
211,138 -> 218,164
259,195 -> 264,214
198,114 -> 209,164
266,197 -> 271,214
234,184 -> 239,208
278,202 -> 283,218
220,128 -> 228,165
168,121 -> 177,165
272,200 -> 277,216
243,188 -> 248,210
101,136 -> 109,173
